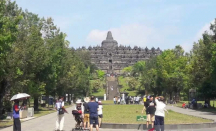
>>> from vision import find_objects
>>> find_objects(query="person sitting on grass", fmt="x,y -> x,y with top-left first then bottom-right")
182,102 -> 186,108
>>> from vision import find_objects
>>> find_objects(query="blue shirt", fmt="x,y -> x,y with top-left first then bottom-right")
87,102 -> 99,116
13,104 -> 19,118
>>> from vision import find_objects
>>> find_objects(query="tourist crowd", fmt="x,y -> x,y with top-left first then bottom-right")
55,96 -> 102,131
113,96 -> 141,104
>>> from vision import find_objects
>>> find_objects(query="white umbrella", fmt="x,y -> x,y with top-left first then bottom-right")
10,93 -> 30,101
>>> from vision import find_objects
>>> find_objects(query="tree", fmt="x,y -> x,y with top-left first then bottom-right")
0,0 -> 22,116
128,77 -> 138,90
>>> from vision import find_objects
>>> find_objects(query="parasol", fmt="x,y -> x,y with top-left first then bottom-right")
10,93 -> 30,101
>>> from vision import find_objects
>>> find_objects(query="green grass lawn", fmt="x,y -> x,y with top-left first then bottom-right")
102,104 -> 213,124
92,88 -> 105,98
118,76 -> 138,96
101,100 -> 114,105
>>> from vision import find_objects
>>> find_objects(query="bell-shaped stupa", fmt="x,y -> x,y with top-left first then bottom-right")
101,31 -> 118,48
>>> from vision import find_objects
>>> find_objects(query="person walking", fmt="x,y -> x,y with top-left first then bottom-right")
87,96 -> 99,131
134,96 -> 137,104
95,97 -> 98,103
154,96 -> 168,131
117,97 -> 120,104
98,101 -> 103,128
13,100 -> 21,131
113,97 -> 116,104
55,96 -> 68,131
83,97 -> 90,130
136,96 -> 140,104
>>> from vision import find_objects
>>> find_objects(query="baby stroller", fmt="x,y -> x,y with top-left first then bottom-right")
72,110 -> 84,131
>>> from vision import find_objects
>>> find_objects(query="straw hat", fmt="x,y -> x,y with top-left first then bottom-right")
84,97 -> 90,103
76,99 -> 82,104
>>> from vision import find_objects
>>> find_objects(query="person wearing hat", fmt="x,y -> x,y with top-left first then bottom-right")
74,99 -> 84,114
74,99 -> 84,128
83,97 -> 90,130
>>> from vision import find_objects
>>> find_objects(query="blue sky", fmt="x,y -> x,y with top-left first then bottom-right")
14,0 -> 216,52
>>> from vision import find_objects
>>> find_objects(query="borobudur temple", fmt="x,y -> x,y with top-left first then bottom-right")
76,31 -> 162,74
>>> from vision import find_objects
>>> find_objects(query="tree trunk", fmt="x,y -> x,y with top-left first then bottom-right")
0,78 -> 9,117
46,94 -> 49,108
169,93 -> 172,101
34,97 -> 39,111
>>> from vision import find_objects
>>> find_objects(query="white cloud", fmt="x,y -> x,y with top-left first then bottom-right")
194,21 -> 214,41
181,20 -> 214,52
86,23 -> 177,48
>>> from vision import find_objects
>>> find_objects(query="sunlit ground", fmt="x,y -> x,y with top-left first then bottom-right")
102,104 -> 213,124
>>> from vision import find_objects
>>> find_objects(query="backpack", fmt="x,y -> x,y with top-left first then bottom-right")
58,102 -> 64,115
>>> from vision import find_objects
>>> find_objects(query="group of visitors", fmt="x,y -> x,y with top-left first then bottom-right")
113,96 -> 141,105
55,95 -> 102,131
142,95 -> 168,131
113,96 -> 123,104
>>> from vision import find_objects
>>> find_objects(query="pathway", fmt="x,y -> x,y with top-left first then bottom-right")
107,76 -> 118,100
166,105 -> 216,122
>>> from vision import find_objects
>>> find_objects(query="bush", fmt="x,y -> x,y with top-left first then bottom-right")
3,99 -> 12,112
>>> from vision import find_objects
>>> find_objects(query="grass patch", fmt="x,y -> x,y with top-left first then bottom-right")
102,100 -> 114,105
103,104 -> 213,124
0,120 -> 13,127
92,88 -> 105,98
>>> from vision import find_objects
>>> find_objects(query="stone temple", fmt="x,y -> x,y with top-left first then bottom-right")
77,31 -> 162,74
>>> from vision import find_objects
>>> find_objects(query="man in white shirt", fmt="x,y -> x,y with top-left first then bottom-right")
154,96 -> 168,131
113,97 -> 116,104
55,96 -> 68,131
134,97 -> 136,104
136,96 -> 140,104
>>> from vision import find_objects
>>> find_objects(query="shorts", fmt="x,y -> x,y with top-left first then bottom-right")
147,114 -> 155,122
98,114 -> 103,118
84,114 -> 89,123
90,115 -> 98,125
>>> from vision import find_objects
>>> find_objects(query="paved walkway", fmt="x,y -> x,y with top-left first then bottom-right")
166,105 -> 216,122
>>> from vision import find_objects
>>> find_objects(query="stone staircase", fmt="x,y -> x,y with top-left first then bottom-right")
106,76 -> 119,100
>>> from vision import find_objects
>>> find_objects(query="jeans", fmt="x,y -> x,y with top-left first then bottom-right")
155,115 -> 164,131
